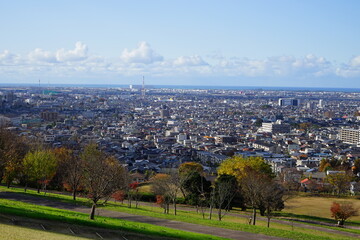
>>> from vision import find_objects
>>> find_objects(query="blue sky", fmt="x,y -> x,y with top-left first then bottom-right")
0,0 -> 360,87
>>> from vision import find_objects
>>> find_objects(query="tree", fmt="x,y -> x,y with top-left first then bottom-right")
330,202 -> 358,226
81,144 -> 125,220
23,149 -> 58,193
178,162 -> 204,199
240,168 -> 269,225
326,172 -> 353,195
129,182 -> 141,208
112,190 -> 125,203
181,170 -> 211,218
178,162 -> 203,175
213,174 -> 238,221
0,128 -> 28,187
352,159 -> 360,175
218,156 -> 273,183
151,174 -> 172,214
181,171 -> 211,205
260,182 -> 285,227
62,152 -> 83,201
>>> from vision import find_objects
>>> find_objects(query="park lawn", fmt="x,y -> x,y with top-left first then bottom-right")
0,198 -> 226,240
102,201 -> 359,240
284,196 -> 360,223
0,186 -> 91,206
1,186 -> 359,239
0,223 -> 89,240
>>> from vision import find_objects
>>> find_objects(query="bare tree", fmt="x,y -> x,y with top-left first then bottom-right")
240,169 -> 268,225
151,174 -> 172,214
63,154 -> 83,200
81,144 -> 125,220
214,174 -> 237,221
260,181 -> 285,227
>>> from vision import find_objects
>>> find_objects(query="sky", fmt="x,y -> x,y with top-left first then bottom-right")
0,0 -> 360,87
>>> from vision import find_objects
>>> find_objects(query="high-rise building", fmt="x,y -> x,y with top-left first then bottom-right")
160,105 -> 170,118
278,98 -> 299,106
41,111 -> 58,121
339,128 -> 360,145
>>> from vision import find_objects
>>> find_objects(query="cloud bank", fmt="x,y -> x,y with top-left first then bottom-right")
1,41 -> 360,85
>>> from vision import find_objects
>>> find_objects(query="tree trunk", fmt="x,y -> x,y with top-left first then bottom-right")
252,208 -> 257,225
24,183 -> 27,192
218,208 -> 222,221
267,216 -> 270,228
174,201 -> 177,215
209,204 -> 213,220
128,195 -> 132,208
72,189 -> 77,201
37,184 -> 40,194
7,180 -> 11,188
90,203 -> 96,220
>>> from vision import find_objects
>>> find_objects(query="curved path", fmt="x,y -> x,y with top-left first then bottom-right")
0,192 -> 283,240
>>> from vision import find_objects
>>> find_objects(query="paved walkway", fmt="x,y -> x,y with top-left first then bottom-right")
0,192 -> 284,240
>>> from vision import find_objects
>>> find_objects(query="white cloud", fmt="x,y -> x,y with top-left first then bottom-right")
214,55 -> 333,77
173,55 -> 208,66
55,41 -> 88,62
3,41 -> 360,82
0,50 -> 15,61
335,55 -> 360,77
350,56 -> 360,67
121,42 -> 163,64
28,48 -> 57,63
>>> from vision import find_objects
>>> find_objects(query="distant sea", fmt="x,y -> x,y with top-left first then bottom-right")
1,83 -> 360,93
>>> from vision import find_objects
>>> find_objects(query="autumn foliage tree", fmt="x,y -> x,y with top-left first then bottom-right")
54,148 -> 84,200
0,128 -> 28,187
151,173 -> 173,214
331,202 -> 358,226
218,156 -> 274,183
112,190 -> 125,203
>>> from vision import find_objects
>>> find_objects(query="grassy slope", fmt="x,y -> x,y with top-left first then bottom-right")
1,186 -> 359,239
102,202 -> 359,240
0,223 -> 90,240
0,198 -> 226,240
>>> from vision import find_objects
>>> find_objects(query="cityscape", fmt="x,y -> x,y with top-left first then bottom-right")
1,1 -> 360,240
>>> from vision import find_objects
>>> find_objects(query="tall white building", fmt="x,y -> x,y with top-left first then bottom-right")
260,120 -> 291,134
339,128 -> 360,145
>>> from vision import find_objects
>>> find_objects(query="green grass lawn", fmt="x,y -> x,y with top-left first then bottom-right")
0,198 -> 226,240
0,223 -> 89,240
1,186 -> 359,240
101,201 -> 359,240
283,195 -> 360,223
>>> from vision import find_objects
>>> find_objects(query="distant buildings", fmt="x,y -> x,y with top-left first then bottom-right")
339,128 -> 360,145
260,120 -> 291,134
40,111 -> 58,121
278,98 -> 299,106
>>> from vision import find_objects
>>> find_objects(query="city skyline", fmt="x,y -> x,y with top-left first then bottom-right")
1,0 -> 360,87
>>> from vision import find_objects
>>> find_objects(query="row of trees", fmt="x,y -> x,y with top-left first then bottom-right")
0,129 -> 126,220
151,157 -> 285,227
